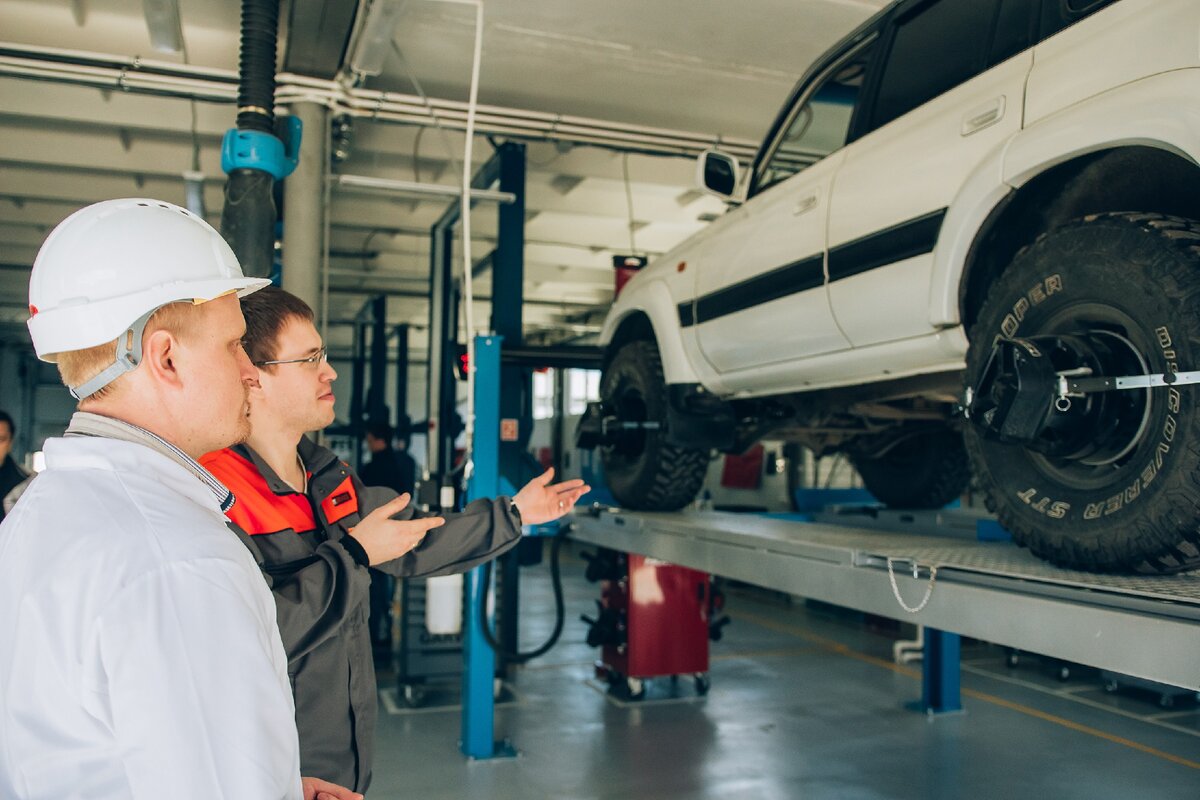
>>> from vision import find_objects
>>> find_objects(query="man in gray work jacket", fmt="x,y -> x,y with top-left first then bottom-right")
201,287 -> 589,792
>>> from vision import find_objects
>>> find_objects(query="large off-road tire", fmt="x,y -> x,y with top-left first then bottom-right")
599,340 -> 710,510
851,428 -> 970,509
964,213 -> 1200,573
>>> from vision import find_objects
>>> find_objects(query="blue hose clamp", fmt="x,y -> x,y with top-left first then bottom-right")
220,115 -> 302,180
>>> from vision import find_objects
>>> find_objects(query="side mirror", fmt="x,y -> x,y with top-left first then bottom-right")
696,149 -> 739,199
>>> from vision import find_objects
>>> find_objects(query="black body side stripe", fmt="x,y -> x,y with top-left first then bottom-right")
679,254 -> 823,328
677,207 -> 947,328
827,208 -> 947,283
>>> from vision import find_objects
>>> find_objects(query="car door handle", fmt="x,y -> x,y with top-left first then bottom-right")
962,97 -> 1006,136
793,195 -> 818,216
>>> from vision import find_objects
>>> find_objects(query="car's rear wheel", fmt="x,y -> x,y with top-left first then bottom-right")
964,213 -> 1200,573
850,428 -> 970,509
600,340 -> 710,510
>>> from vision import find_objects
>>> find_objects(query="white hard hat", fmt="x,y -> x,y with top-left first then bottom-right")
27,198 -> 271,396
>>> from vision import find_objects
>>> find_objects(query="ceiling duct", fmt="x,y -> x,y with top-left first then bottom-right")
284,0 -> 360,78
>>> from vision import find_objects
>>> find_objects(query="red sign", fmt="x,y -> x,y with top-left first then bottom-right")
500,418 -> 519,442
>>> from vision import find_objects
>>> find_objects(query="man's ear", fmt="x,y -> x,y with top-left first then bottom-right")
140,327 -> 183,388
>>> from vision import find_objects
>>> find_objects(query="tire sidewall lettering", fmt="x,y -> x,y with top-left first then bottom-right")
985,273 -> 1180,522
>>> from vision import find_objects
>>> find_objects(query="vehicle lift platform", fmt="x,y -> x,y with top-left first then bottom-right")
567,508 -> 1200,710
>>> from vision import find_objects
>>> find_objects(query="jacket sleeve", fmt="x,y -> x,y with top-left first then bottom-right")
356,485 -> 524,579
227,521 -> 372,666
93,560 -> 303,799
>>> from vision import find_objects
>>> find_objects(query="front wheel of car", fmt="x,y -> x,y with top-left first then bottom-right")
964,213 -> 1200,573
599,340 -> 710,511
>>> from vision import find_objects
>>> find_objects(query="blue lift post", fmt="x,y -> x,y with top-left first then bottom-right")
919,628 -> 963,715
461,335 -> 517,759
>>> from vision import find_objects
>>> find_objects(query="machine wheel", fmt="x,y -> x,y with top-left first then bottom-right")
693,673 -> 711,696
850,428 -> 970,508
600,340 -> 710,510
964,213 -> 1200,573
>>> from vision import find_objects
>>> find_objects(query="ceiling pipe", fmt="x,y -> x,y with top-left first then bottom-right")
0,43 -> 761,162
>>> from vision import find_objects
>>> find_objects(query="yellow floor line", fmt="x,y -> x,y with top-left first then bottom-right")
734,610 -> 1200,771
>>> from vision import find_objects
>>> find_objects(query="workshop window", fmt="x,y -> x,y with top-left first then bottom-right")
531,369 -> 601,420
568,370 -> 601,416
533,371 -> 554,420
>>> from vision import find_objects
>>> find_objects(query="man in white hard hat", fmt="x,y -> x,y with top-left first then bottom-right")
0,198 -> 408,800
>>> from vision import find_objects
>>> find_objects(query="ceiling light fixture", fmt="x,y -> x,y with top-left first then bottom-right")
142,0 -> 184,54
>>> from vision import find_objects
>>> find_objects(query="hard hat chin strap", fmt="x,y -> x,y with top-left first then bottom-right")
69,307 -> 157,401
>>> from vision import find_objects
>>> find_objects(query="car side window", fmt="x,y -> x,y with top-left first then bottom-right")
1039,0 -> 1119,40
869,0 -> 1001,132
988,0 -> 1039,67
755,39 -> 877,194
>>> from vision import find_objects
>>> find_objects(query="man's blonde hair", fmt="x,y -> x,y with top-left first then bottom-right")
57,302 -> 203,402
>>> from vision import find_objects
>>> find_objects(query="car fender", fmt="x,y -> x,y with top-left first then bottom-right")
929,68 -> 1200,328
599,278 -> 712,389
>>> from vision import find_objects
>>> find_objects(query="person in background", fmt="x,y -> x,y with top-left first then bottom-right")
360,420 -> 417,496
201,285 -> 589,792
359,419 -> 420,658
0,410 -> 29,525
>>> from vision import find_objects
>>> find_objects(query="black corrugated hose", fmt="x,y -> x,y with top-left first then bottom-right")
478,530 -> 568,664
220,0 -> 280,279
235,0 -> 277,134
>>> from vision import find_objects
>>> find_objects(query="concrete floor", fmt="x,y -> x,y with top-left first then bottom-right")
369,545 -> 1200,799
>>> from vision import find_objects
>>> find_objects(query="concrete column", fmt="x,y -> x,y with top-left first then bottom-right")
282,102 -> 327,312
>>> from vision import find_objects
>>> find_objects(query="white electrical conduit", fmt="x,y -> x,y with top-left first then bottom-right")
0,43 -> 760,161
438,0 -> 485,485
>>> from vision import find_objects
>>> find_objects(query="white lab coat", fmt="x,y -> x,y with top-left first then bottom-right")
0,436 -> 302,799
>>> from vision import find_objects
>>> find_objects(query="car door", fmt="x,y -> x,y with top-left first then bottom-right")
826,0 -> 1037,347
692,34 -> 880,382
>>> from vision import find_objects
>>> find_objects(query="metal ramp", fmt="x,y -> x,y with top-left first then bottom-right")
568,509 -> 1200,692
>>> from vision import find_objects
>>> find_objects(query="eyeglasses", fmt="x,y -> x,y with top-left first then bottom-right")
254,345 -> 328,369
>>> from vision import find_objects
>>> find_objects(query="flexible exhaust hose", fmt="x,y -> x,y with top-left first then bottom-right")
236,0 -> 277,134
220,0 -> 280,279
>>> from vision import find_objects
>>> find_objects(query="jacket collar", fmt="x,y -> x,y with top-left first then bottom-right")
64,412 -> 234,512
232,435 -> 338,497
42,435 -> 229,516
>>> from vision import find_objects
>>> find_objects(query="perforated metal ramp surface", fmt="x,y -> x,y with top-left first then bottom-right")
584,510 -> 1200,606
570,509 -> 1200,688
775,525 -> 1200,607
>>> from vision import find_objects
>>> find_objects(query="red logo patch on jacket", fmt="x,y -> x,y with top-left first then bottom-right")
320,476 -> 360,525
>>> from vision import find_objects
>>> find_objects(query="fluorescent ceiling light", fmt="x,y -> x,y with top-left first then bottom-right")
143,0 -> 183,54
349,0 -> 406,77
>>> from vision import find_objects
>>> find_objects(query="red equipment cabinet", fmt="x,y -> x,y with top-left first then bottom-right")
584,551 -> 721,699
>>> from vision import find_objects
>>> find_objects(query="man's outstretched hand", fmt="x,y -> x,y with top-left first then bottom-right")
302,775 -> 362,800
512,468 -> 590,525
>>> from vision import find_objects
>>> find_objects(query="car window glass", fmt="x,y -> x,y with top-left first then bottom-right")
1040,0 -> 1119,39
757,42 -> 876,193
989,0 -> 1038,67
870,0 -> 999,131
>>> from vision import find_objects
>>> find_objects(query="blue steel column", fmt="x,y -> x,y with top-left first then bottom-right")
920,628 -> 962,714
461,335 -> 515,758
491,143 -> 528,670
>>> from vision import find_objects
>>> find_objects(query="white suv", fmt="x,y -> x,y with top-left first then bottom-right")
580,0 -> 1200,573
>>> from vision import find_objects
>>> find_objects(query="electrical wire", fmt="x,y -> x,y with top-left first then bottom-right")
388,38 -> 463,177
622,151 -> 637,254
439,0 -> 485,485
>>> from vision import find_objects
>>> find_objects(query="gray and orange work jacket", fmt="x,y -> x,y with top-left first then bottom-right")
200,437 -> 522,791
